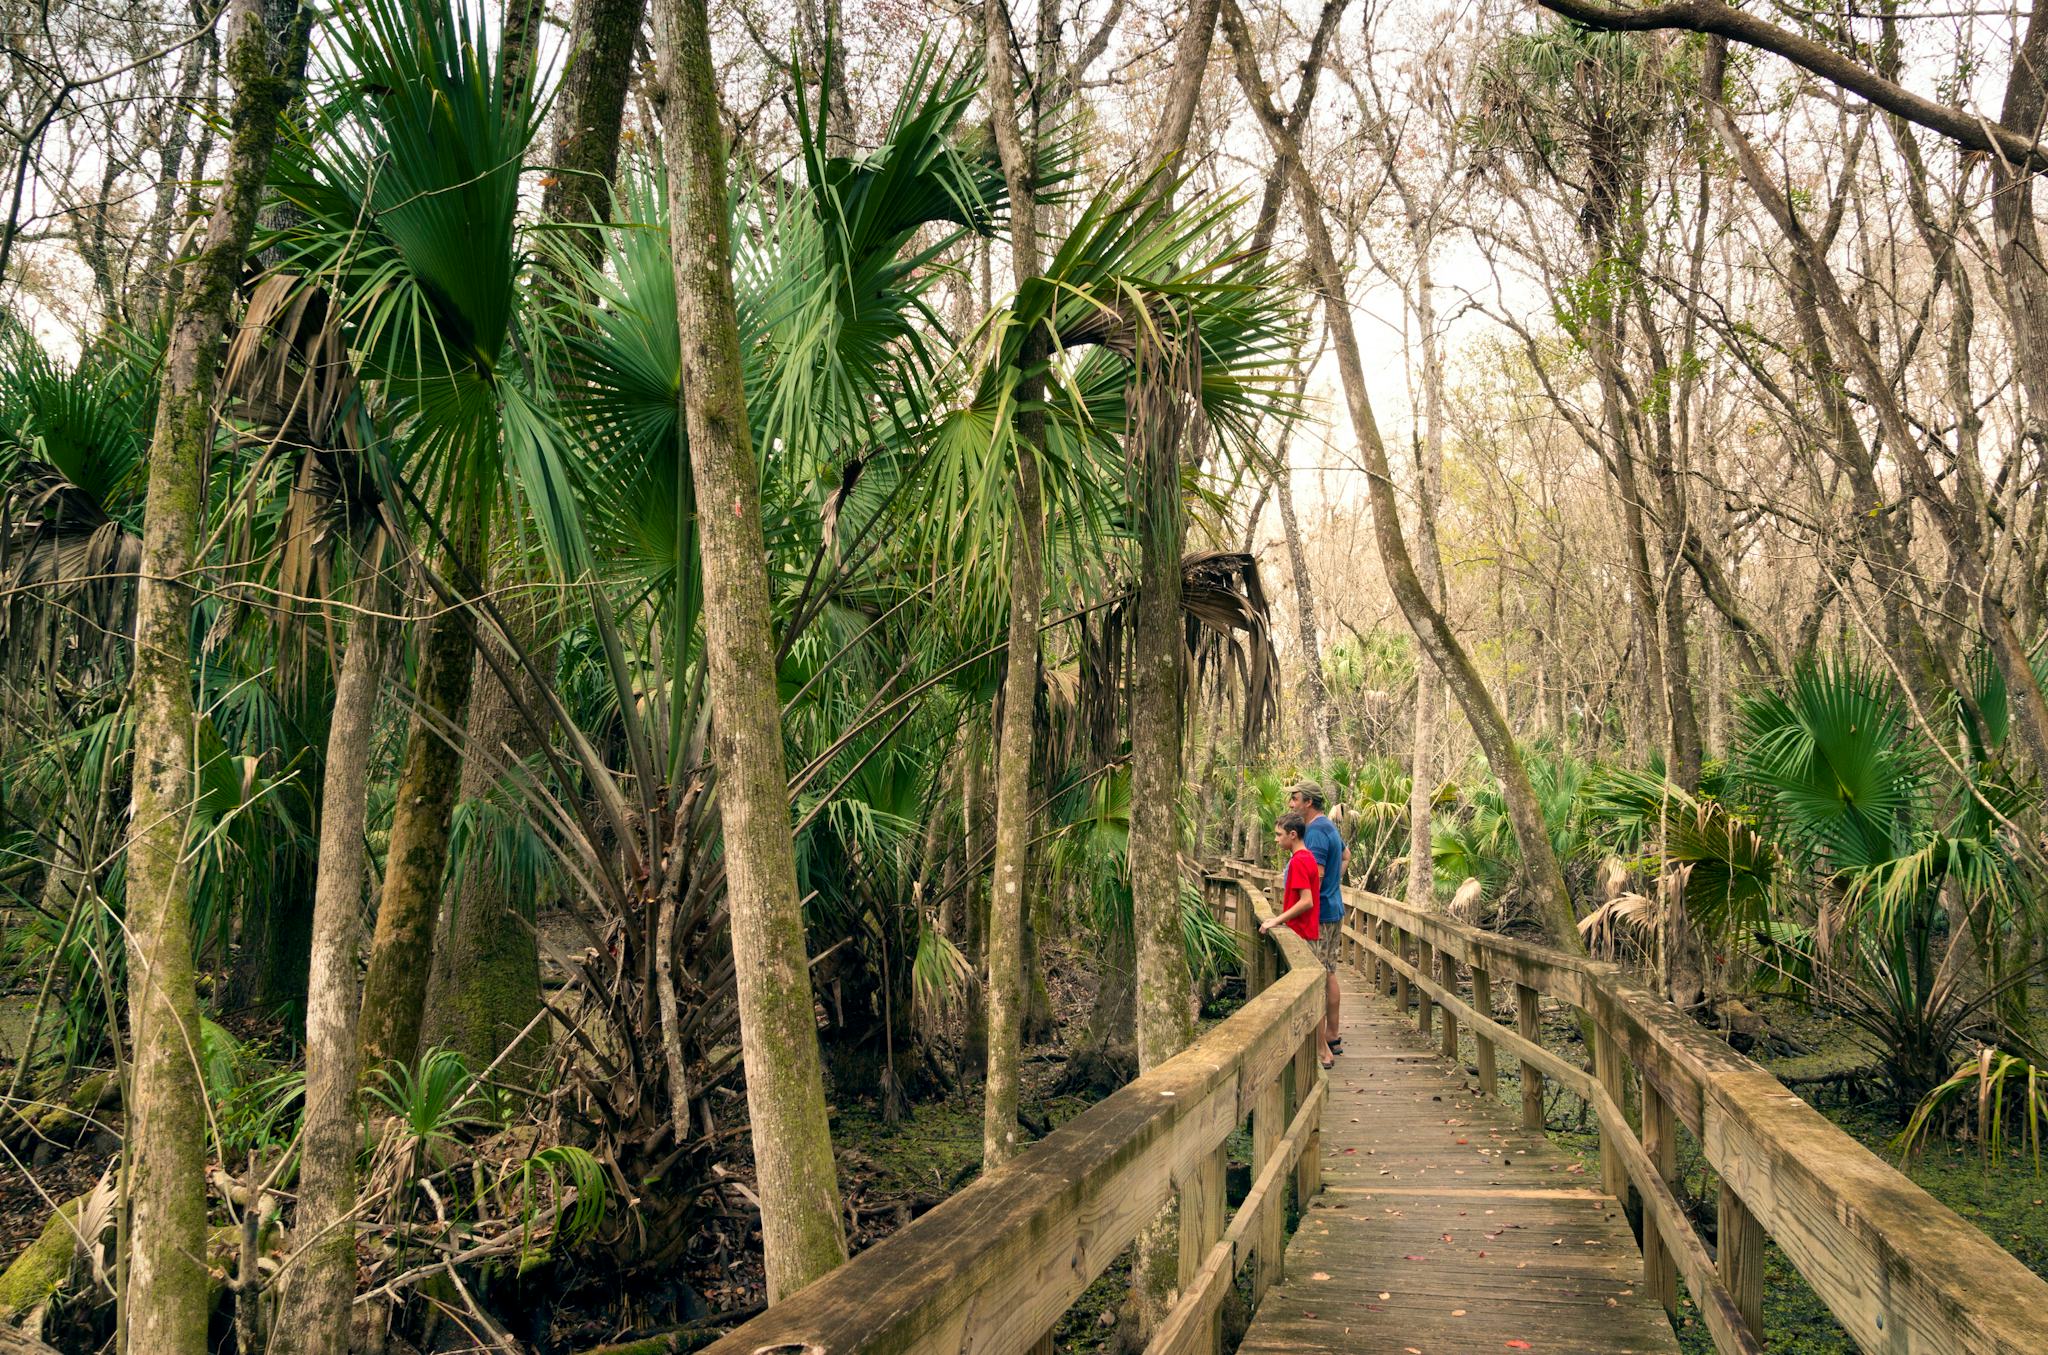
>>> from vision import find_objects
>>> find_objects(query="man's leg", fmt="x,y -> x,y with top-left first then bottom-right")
1325,967 -> 1341,1045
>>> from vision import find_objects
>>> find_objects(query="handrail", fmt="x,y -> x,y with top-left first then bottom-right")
694,873 -> 1326,1355
1339,882 -> 2048,1355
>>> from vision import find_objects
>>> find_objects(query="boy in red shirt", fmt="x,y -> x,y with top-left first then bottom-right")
1263,813 -> 1333,1065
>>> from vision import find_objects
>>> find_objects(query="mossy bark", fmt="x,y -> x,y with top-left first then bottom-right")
655,0 -> 847,1301
979,0 -> 1049,1172
273,554 -> 390,1355
1124,10 -> 1218,1340
544,0 -> 649,241
356,504 -> 486,1075
421,574 -> 546,1075
122,4 -> 303,1352
0,1196 -> 82,1320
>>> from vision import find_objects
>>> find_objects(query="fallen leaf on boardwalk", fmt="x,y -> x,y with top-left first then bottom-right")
1380,1292 -> 1391,1300
1457,1137 -> 1468,1144
1311,1272 -> 1330,1281
1403,1254 -> 1426,1261
1478,1250 -> 1487,1257
1452,1309 -> 1467,1317
1517,1261 -> 1528,1268
1441,1233 -> 1454,1243
1507,1342 -> 1533,1350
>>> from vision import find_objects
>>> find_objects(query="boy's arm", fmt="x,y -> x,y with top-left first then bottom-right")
1264,888 -> 1314,932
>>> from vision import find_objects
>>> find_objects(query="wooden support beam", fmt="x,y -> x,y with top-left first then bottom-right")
1176,1138 -> 1227,1355
1594,1020 -> 1627,1200
1415,938 -> 1435,1037
1252,1076 -> 1287,1300
1237,886 -> 1260,997
1291,1032 -> 1321,1203
1392,927 -> 1411,1012
1641,1079 -> 1678,1319
1437,946 -> 1459,1061
1471,964 -> 1497,1101
1719,1184 -> 1765,1342
1517,983 -> 1544,1131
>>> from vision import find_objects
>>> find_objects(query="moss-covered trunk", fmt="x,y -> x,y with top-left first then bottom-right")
979,0 -> 1048,1172
121,2 -> 302,1350
355,503 -> 486,1075
273,551 -> 391,1355
1125,10 -> 1221,1342
544,0 -> 648,246
421,576 -> 546,1074
655,0 -> 847,1300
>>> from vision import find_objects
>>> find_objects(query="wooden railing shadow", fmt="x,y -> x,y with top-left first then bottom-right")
1339,883 -> 2048,1355
696,872 -> 1323,1355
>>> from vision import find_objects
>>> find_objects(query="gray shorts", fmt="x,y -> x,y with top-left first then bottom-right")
1314,927 -> 1342,972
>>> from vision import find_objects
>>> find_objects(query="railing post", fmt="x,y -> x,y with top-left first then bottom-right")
1393,927 -> 1411,1013
1252,1074 -> 1287,1300
1292,1033 -> 1321,1203
1437,946 -> 1459,1061
1470,962 -> 1497,1101
1415,938 -> 1435,1038
1516,983 -> 1543,1131
1641,1079 -> 1679,1319
1718,1184 -> 1765,1341
1594,1019 -> 1627,1200
1178,1135 -> 1228,1355
1239,886 -> 1263,997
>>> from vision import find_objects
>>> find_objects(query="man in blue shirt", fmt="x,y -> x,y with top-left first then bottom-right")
1291,781 -> 1346,1064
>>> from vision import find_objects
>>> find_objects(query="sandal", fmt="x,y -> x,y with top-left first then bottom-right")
1320,1053 -> 1337,1070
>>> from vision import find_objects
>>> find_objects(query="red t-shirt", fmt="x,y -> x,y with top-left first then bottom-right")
1283,847 -> 1321,941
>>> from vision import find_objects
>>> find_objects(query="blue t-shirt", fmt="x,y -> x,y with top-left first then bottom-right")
1303,814 -> 1345,923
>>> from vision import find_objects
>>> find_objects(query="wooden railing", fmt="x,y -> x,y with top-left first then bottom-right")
696,873 -> 1324,1355
1339,884 -> 2048,1355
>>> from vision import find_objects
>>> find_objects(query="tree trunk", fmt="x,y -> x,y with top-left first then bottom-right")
133,24 -> 212,332
420,587 -> 546,1074
1273,424 -> 1336,774
1406,231 -> 1448,912
1224,0 -> 1582,951
121,3 -> 302,1351
544,0 -> 650,243
273,547 -> 390,1355
418,0 -> 650,1071
355,511 -> 484,1075
655,0 -> 847,1300
1125,7 -> 1221,1336
962,721 -> 989,1074
979,0 -> 1049,1172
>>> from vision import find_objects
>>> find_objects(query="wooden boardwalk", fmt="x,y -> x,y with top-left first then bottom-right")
1239,965 -> 1681,1355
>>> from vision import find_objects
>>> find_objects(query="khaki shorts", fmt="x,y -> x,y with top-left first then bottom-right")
1314,928 -> 1342,972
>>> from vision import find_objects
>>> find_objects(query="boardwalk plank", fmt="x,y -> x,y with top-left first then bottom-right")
1237,967 -> 1682,1355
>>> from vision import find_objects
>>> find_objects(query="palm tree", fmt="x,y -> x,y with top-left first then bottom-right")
122,0 -> 304,1347
261,0 -> 563,1074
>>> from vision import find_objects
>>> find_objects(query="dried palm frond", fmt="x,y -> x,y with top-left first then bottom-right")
1078,548 -> 1278,761
1577,890 -> 1659,958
